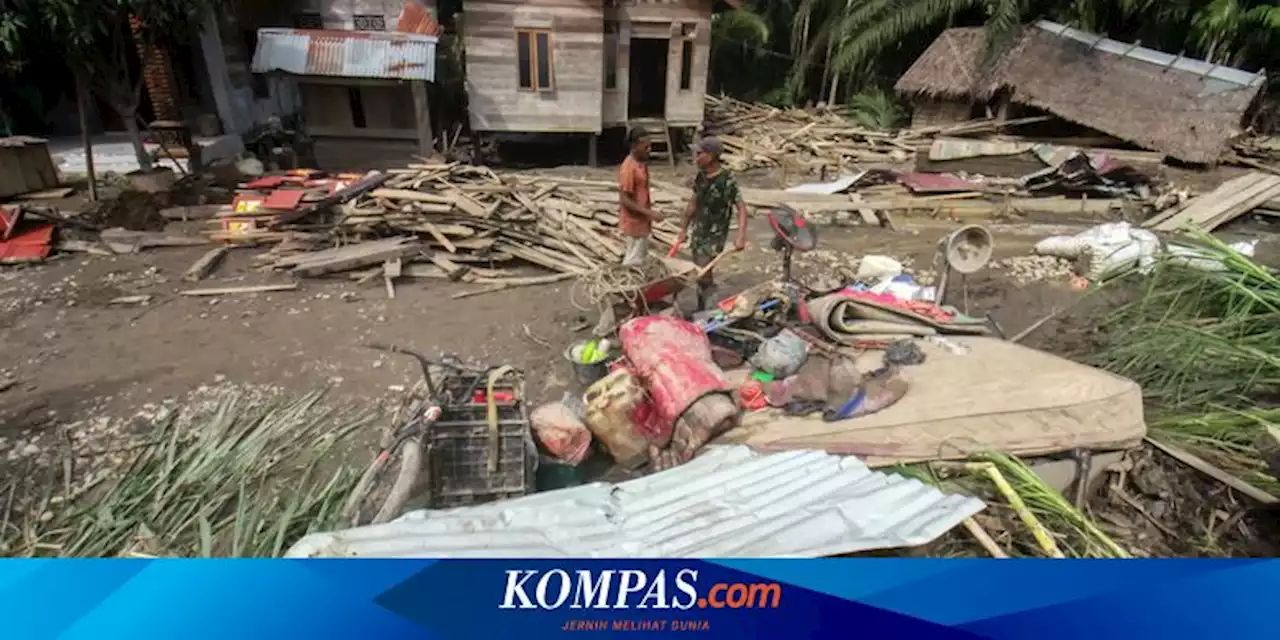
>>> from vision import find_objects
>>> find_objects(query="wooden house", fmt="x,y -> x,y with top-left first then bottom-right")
249,2 -> 444,169
241,0 -> 736,168
895,20 -> 1266,164
462,0 -> 738,163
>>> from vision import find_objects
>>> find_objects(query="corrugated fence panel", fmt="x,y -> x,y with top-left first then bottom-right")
286,446 -> 986,558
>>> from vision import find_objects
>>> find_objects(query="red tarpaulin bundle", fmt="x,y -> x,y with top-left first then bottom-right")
619,315 -> 732,437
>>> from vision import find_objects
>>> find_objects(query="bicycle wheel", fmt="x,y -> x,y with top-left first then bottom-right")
371,438 -> 423,524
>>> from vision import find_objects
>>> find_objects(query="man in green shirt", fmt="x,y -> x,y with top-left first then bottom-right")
677,136 -> 748,310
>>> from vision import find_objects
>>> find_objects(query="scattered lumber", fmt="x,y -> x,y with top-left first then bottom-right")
229,164 -> 689,281
1145,171 -> 1280,232
283,237 -> 421,277
705,94 -> 1052,175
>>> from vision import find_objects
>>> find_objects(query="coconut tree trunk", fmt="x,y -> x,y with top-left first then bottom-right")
819,37 -> 835,102
75,72 -> 98,202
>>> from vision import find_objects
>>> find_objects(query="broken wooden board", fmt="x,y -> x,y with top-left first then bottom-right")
108,295 -> 153,305
100,228 -> 211,251
184,246 -> 230,282
287,237 -> 422,277
383,258 -> 402,299
179,283 -> 298,296
451,272 -> 577,299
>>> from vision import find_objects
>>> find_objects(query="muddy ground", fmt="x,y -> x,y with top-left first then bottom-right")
2,162 -> 1278,557
0,218 -> 1090,453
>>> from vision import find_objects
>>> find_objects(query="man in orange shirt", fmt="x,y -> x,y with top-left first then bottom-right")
618,129 -> 663,265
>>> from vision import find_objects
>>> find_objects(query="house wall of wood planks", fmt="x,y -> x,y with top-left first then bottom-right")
463,0 -> 605,133
464,0 -> 713,134
606,0 -> 711,128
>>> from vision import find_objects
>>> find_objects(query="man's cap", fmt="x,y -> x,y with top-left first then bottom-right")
690,136 -> 723,155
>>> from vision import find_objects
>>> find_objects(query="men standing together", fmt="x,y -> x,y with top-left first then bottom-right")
617,128 -> 748,311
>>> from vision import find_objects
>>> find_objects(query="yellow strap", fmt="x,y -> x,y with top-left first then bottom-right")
486,365 -> 516,473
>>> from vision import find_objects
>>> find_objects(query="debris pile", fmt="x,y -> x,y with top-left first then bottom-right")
205,164 -> 701,294
704,95 -> 1051,175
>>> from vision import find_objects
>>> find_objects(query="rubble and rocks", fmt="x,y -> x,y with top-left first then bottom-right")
993,255 -> 1076,286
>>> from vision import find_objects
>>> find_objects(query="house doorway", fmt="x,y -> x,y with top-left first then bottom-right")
628,38 -> 667,118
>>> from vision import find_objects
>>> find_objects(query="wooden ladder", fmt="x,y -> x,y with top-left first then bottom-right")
629,118 -> 676,167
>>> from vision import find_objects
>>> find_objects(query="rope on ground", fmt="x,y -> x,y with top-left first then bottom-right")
569,259 -> 673,313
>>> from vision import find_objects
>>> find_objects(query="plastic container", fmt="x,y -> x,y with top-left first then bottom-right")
536,456 -> 586,491
583,368 -> 650,468
424,371 -> 536,508
564,340 -> 611,389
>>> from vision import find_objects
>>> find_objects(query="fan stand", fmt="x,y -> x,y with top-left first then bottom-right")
934,225 -> 993,315
934,254 -> 969,314
778,243 -> 796,283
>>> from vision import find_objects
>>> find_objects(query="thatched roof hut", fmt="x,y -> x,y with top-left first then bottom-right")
895,21 -> 1267,163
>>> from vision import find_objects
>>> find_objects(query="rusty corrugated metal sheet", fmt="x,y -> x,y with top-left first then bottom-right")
285,446 -> 986,558
395,1 -> 443,36
251,28 -> 437,81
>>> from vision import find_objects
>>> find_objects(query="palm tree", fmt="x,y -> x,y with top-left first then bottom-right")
1190,0 -> 1280,65
707,0 -> 1280,107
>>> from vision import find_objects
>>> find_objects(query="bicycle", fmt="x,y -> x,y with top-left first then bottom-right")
340,345 -> 487,526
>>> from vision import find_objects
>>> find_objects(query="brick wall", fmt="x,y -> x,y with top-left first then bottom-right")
131,16 -> 182,122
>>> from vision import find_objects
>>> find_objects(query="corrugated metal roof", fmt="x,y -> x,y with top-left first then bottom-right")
251,28 -> 437,82
285,446 -> 986,558
1033,20 -> 1265,95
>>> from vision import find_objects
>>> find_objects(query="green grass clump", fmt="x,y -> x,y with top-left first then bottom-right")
2,390 -> 379,558
1091,229 -> 1279,491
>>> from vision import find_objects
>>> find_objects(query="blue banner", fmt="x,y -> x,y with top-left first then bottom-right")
2,559 -> 1275,638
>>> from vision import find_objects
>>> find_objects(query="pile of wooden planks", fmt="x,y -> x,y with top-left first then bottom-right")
216,163 -> 693,289
704,95 -> 1052,175
1145,171 -> 1280,232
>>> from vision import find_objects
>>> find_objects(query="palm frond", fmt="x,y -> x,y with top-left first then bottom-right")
831,0 -> 982,74
847,88 -> 906,130
714,7 -> 772,44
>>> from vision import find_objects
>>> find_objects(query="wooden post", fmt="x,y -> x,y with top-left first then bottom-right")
588,133 -> 598,167
411,80 -> 434,156
995,93 -> 1012,122
75,72 -> 98,202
